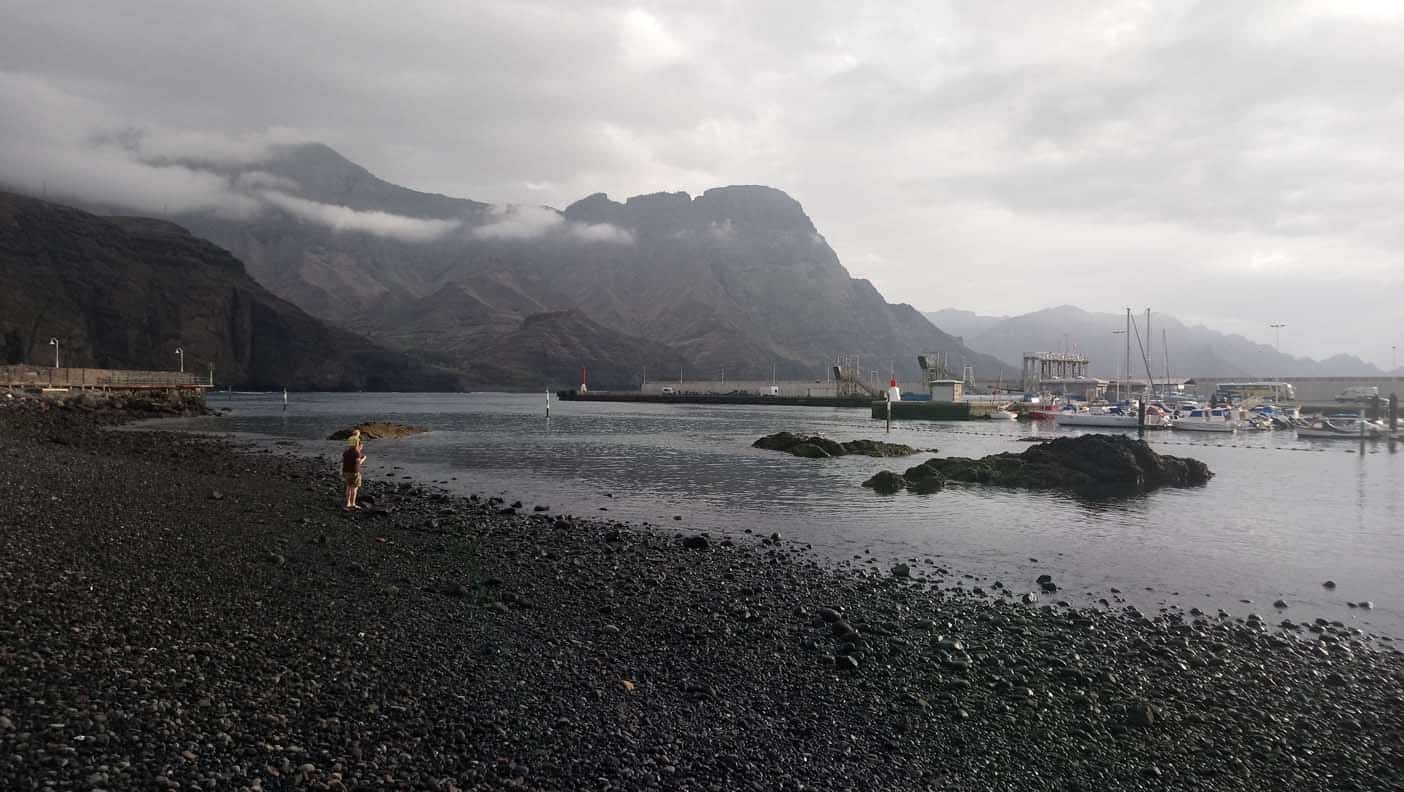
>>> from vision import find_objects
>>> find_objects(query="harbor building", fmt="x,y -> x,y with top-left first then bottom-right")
1020,352 -> 1106,401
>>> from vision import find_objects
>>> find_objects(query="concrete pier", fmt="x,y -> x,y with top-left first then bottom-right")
556,390 -> 870,408
1,365 -> 209,392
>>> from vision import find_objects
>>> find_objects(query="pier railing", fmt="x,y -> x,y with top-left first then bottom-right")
0,365 -> 208,391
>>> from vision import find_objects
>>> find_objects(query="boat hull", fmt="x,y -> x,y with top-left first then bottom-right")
1172,421 -> 1236,433
1296,418 -> 1388,439
1056,414 -> 1171,429
1297,429 -> 1375,439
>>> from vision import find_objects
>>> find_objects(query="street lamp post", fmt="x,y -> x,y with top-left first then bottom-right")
175,347 -> 184,373
48,337 -> 59,369
1269,323 -> 1286,353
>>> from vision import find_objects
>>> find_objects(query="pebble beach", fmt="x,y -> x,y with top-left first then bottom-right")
2,400 -> 1403,791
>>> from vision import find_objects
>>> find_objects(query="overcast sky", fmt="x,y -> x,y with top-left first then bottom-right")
2,1 -> 1400,368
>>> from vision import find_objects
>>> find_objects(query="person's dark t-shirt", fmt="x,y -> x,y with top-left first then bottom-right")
342,447 -> 363,474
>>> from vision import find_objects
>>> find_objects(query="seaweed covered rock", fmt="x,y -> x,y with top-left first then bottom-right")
328,421 -> 427,441
869,434 -> 1211,498
861,470 -> 907,494
754,432 -> 923,458
903,465 -> 946,494
789,442 -> 834,459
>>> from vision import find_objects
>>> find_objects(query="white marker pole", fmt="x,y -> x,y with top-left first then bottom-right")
546,389 -> 551,417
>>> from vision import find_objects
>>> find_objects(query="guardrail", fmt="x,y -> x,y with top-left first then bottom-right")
0,365 -> 208,390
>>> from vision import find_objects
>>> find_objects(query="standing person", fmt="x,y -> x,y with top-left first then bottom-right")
342,431 -> 366,510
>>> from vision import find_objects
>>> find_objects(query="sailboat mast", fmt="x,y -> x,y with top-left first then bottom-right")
1142,309 -> 1151,399
1162,329 -> 1170,386
1124,308 -> 1131,401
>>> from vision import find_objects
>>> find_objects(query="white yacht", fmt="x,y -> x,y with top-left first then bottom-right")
1172,407 -> 1238,433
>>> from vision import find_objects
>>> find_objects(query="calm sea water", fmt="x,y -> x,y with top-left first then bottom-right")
158,392 -> 1404,638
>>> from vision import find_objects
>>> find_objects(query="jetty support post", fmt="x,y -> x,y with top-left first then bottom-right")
886,393 -> 892,433
546,389 -> 550,417
1389,394 -> 1398,432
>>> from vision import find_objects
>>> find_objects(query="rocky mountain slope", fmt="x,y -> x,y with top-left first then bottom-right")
170,143 -> 1008,384
0,192 -> 462,391
925,305 -> 1385,379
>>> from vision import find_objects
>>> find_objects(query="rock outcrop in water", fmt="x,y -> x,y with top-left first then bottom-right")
754,432 -> 925,459
864,434 -> 1212,498
328,421 -> 427,441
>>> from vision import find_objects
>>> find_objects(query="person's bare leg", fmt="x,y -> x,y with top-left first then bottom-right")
349,485 -> 360,508
344,485 -> 353,508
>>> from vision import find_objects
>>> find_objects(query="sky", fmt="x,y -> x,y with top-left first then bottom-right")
1,0 -> 1401,369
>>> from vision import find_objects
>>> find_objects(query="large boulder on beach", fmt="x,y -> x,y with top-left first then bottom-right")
868,434 -> 1211,498
328,421 -> 427,441
754,431 -> 923,458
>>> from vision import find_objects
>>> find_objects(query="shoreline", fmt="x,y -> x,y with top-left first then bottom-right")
2,403 -> 1403,790
170,396 -> 1404,644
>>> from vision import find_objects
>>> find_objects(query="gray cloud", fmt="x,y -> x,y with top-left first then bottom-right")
1,1 -> 1401,365
471,205 -> 565,240
473,204 -> 633,244
261,191 -> 462,242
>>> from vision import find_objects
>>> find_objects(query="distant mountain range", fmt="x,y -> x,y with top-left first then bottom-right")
0,192 -> 461,391
925,306 -> 1392,379
128,142 -> 1008,387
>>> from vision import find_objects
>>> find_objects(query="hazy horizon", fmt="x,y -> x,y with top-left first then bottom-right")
2,1 -> 1400,368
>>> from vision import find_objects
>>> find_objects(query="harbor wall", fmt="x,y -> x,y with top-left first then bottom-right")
1,365 -> 209,391
966,375 -> 1404,404
872,400 -> 1004,421
558,391 -> 870,408
1183,376 -> 1404,404
639,379 -> 927,398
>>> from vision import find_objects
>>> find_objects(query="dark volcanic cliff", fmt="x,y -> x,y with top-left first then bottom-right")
0,192 -> 462,391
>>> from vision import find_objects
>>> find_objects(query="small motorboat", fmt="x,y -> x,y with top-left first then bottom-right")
1027,398 -> 1064,420
1251,405 -> 1296,429
1296,414 -> 1388,439
1172,407 -> 1238,433
987,408 -> 1017,421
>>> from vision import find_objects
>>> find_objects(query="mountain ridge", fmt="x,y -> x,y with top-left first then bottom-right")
925,306 -> 1386,379
157,142 -> 1011,385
